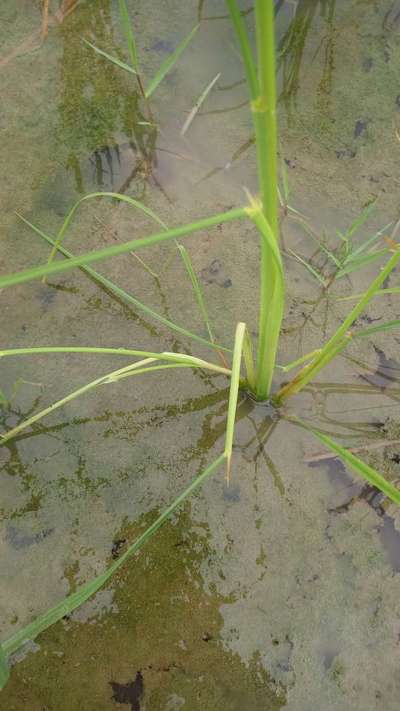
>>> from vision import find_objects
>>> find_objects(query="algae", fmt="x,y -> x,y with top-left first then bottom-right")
0,509 -> 284,710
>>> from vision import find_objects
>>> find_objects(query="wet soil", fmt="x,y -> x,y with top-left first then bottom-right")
1,0 -> 400,709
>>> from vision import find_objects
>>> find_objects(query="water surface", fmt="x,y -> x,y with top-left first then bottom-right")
1,1 -> 400,709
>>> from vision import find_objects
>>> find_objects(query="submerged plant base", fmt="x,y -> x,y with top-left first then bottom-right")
244,388 -> 281,416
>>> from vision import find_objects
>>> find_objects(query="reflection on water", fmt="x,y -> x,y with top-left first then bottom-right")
57,0 -> 156,195
277,0 -> 337,114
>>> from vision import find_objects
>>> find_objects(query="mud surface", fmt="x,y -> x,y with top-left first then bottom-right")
1,0 -> 400,709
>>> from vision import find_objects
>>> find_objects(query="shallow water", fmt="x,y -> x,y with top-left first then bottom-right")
1,0 -> 400,709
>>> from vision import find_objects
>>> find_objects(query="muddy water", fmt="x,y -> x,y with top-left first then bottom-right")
1,0 -> 400,709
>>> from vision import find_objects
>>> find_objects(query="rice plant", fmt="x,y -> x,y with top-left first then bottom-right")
1,0 -> 400,688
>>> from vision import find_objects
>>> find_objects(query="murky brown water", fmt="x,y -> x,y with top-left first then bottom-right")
1,0 -> 400,709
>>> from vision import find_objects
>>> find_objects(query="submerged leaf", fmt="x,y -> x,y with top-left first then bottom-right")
145,25 -> 199,98
337,248 -> 389,278
180,72 -> 221,136
287,248 -> 326,286
83,39 -> 137,75
118,0 -> 139,70
352,319 -> 400,339
0,646 -> 9,690
176,243 -> 215,343
311,430 -> 400,507
344,200 -> 376,241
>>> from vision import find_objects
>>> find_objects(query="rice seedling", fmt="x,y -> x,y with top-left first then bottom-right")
288,201 -> 395,289
1,0 -> 400,688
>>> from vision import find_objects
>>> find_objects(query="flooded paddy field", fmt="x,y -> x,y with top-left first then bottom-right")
1,1 -> 400,709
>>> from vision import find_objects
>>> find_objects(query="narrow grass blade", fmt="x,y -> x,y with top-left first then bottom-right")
297,221 -> 340,266
118,0 -> 138,70
344,200 -> 376,241
336,230 -> 350,259
0,207 -> 247,289
17,214 -> 231,355
82,39 -> 137,75
108,363 -> 195,382
276,245 -> 400,402
225,0 -> 258,100
145,25 -> 199,98
180,72 -> 221,136
0,352 -> 230,444
0,453 -> 225,683
224,322 -> 246,480
176,243 -> 215,343
337,248 -> 389,278
243,327 -> 256,391
337,287 -> 400,302
287,248 -> 326,286
295,218 -> 341,267
0,358 -> 153,444
0,348 -> 231,378
352,319 -> 400,339
45,191 -> 167,269
0,346 -> 220,361
0,646 -> 9,689
277,349 -> 322,373
310,430 -> 400,507
346,222 -> 392,260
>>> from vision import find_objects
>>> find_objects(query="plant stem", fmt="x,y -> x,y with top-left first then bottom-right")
253,1 -> 281,399
247,201 -> 284,398
226,0 -> 282,400
254,0 -> 279,240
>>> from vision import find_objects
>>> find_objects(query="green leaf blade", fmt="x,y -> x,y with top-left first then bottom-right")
180,72 -> 221,136
352,319 -> 400,339
311,431 -> 400,508
224,322 -> 246,478
0,207 -> 247,289
176,243 -> 215,343
46,190 -> 168,269
344,200 -> 376,241
145,25 -> 199,98
118,0 -> 139,70
83,39 -> 137,75
0,646 -> 9,691
337,248 -> 389,278
17,214 -> 231,354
